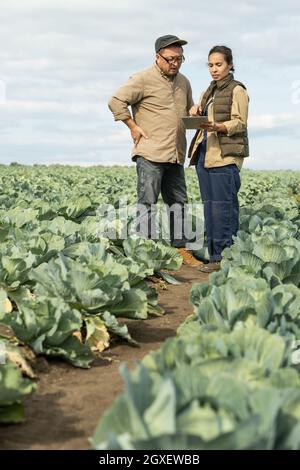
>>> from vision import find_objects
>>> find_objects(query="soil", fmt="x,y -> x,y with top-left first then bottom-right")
0,266 -> 208,450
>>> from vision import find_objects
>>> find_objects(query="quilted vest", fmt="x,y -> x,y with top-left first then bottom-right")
200,73 -> 249,158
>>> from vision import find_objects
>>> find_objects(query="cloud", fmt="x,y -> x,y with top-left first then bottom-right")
244,151 -> 300,171
248,111 -> 300,137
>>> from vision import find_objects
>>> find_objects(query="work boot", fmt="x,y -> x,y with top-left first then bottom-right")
177,248 -> 204,267
198,261 -> 221,273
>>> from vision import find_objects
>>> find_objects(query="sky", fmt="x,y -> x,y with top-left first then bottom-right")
0,0 -> 300,169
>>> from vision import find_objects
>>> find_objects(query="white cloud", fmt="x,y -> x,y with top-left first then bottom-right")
2,100 -> 100,115
249,112 -> 300,130
244,152 -> 300,170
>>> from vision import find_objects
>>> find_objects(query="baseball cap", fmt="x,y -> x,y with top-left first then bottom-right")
155,35 -> 187,53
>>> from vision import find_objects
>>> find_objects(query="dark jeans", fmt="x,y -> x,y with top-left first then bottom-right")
136,156 -> 188,248
196,145 -> 241,262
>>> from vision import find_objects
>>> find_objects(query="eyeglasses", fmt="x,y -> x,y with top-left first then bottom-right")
158,53 -> 185,65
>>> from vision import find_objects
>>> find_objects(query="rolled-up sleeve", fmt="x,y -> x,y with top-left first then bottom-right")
223,86 -> 249,136
108,74 -> 144,121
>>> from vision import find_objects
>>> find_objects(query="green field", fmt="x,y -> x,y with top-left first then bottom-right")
1,165 -> 300,449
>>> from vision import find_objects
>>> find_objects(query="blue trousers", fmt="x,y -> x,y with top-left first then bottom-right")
196,143 -> 241,262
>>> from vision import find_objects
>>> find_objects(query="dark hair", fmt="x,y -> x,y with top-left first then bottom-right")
208,45 -> 235,73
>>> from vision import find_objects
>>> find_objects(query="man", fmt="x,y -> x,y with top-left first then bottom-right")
108,34 -> 202,266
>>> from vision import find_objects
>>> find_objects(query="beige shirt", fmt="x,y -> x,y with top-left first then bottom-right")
108,64 -> 194,164
189,85 -> 249,169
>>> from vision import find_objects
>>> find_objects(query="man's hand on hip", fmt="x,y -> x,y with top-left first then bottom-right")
131,125 -> 149,145
124,118 -> 149,145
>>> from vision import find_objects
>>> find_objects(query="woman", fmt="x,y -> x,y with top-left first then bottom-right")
189,45 -> 249,273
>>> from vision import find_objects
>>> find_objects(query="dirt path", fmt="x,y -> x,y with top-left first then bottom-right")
0,266 -> 208,450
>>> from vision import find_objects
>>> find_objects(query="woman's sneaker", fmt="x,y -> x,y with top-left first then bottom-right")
198,261 -> 221,273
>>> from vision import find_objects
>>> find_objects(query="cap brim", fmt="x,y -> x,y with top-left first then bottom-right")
162,38 -> 188,48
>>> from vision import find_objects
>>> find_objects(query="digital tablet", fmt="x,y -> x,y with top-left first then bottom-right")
182,116 -> 210,129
